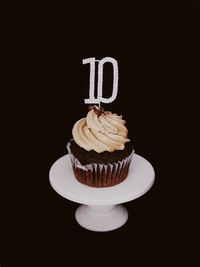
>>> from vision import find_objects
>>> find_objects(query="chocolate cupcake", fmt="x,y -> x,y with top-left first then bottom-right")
67,105 -> 134,187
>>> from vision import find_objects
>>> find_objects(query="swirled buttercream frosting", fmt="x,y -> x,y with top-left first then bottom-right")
72,106 -> 130,153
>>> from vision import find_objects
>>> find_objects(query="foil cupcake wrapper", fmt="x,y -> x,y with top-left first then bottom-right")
67,142 -> 134,187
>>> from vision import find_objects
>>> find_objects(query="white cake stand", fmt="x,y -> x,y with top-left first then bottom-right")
49,154 -> 155,232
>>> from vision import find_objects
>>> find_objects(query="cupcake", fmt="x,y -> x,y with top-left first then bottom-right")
67,105 -> 134,187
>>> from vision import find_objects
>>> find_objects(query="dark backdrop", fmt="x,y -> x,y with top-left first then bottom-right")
3,1 -> 199,266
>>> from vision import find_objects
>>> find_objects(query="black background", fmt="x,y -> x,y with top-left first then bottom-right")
3,1 -> 199,265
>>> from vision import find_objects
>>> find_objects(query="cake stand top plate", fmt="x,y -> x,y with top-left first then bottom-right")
49,154 -> 155,205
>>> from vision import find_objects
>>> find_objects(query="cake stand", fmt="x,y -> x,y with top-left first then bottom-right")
49,154 -> 155,232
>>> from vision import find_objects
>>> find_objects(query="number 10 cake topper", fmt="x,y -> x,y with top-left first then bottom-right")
83,57 -> 119,105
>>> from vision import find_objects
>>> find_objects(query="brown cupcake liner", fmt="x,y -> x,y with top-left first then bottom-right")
67,143 -> 134,187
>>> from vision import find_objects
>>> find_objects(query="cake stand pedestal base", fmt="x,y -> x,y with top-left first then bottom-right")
75,204 -> 128,232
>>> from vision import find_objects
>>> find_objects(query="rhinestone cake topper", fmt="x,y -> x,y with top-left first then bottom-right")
83,57 -> 119,105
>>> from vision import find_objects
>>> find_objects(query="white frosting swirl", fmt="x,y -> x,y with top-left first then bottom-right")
72,106 -> 130,153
